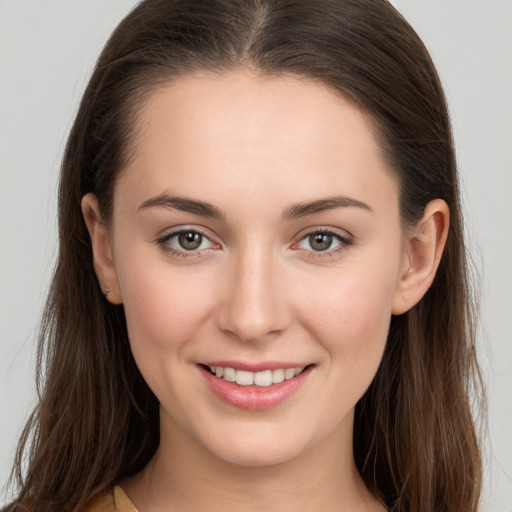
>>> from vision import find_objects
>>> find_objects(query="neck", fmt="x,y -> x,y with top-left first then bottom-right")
122,411 -> 383,512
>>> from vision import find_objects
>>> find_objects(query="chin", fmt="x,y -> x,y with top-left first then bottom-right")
192,417 -> 327,469
209,438 -> 306,468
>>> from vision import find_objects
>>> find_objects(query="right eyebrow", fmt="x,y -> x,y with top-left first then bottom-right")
138,193 -> 225,220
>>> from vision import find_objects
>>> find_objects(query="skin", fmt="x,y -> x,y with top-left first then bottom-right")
83,70 -> 449,511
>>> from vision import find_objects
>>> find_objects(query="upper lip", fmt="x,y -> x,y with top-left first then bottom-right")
199,361 -> 312,372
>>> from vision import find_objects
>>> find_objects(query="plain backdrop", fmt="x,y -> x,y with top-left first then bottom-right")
1,1 -> 511,510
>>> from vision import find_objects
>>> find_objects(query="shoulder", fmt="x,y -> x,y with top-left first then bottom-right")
1,487 -> 137,512
85,486 -> 138,512
84,487 -> 116,512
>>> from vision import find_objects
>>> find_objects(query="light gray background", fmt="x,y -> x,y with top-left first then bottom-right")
1,1 -> 511,510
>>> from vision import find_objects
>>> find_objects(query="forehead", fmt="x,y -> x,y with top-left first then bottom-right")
117,70 -> 397,216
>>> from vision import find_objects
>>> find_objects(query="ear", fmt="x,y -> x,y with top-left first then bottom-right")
81,193 -> 123,304
392,199 -> 449,315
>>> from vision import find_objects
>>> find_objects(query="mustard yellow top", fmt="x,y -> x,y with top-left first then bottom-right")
85,486 -> 138,512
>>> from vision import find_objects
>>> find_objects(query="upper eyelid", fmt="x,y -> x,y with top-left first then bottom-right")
158,225 -> 217,241
156,226 -> 220,251
293,226 -> 354,242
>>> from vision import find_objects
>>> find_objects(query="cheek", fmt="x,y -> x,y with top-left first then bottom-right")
305,280 -> 391,357
297,259 -> 399,383
115,251 -> 217,358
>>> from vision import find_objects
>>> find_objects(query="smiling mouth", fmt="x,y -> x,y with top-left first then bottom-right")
203,365 -> 309,387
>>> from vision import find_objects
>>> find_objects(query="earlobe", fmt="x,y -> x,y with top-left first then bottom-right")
392,199 -> 449,315
81,193 -> 123,304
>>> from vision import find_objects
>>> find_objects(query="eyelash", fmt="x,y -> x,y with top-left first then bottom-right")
156,227 -> 217,258
293,228 -> 354,259
155,227 -> 354,259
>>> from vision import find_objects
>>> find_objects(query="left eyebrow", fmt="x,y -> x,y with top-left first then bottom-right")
282,196 -> 373,221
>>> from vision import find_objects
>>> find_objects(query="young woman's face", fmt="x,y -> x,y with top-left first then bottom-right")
107,71 -> 408,466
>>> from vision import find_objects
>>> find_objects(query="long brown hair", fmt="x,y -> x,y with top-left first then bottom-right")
8,1 -> 483,510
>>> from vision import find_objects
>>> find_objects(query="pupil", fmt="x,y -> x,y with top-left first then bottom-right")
310,233 -> 332,251
179,232 -> 202,250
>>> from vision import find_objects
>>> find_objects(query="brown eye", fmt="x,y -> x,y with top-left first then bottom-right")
156,229 -> 217,256
178,231 -> 203,250
308,233 -> 333,251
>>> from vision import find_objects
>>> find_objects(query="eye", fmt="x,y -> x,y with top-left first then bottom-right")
177,231 -> 206,250
303,233 -> 336,251
156,228 -> 218,255
295,229 -> 352,254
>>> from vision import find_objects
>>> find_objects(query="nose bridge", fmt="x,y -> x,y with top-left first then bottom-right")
217,240 -> 290,342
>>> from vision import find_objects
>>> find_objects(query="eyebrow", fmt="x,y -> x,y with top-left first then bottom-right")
138,193 -> 372,221
281,196 -> 372,220
138,193 -> 225,219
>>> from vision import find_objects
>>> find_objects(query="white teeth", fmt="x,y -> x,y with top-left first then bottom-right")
207,365 -> 306,387
272,368 -> 285,383
254,370 -> 272,387
284,368 -> 296,380
236,370 -> 254,386
223,367 -> 236,382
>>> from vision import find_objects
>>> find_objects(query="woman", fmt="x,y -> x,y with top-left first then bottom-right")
6,0 -> 483,511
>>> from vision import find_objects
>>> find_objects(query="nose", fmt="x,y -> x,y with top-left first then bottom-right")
216,245 -> 292,343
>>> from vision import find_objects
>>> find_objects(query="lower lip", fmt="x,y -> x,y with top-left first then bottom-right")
200,365 -> 312,411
